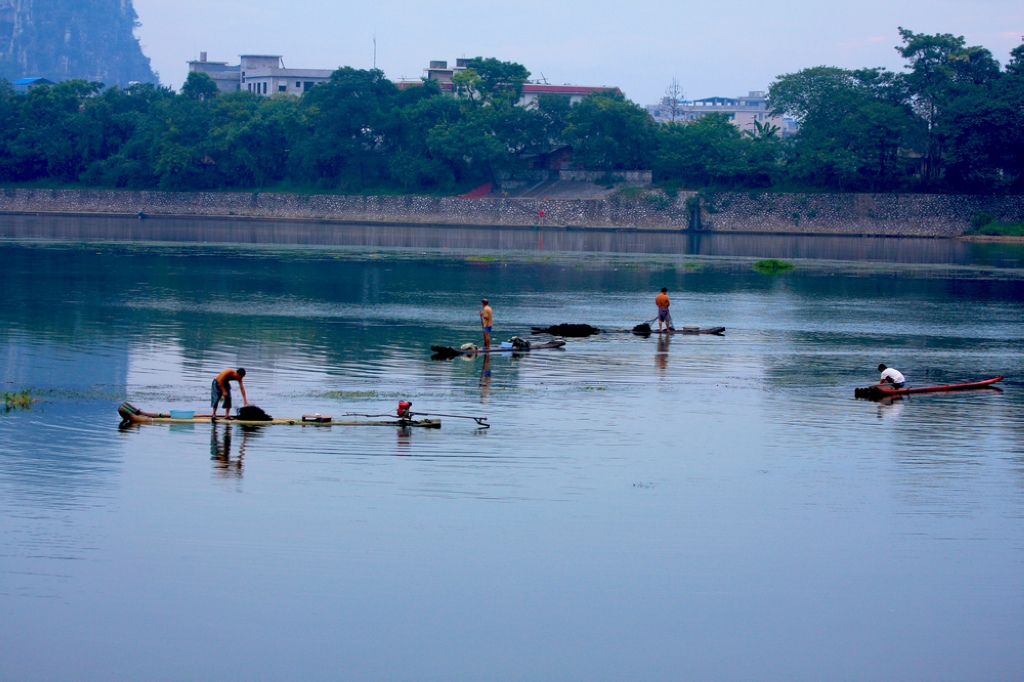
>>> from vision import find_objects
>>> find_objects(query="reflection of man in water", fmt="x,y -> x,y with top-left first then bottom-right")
877,396 -> 905,420
210,424 -> 244,475
656,333 -> 670,372
479,354 -> 492,402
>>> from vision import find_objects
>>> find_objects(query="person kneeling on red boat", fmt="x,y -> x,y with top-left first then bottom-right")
878,364 -> 905,389
211,367 -> 250,420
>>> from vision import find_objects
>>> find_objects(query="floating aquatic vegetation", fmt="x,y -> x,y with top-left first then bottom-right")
2,389 -> 38,412
753,258 -> 796,274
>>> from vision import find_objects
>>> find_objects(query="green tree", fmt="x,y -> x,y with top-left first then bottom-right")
291,67 -> 397,190
180,71 -> 220,101
79,83 -> 176,188
2,79 -> 104,182
533,93 -> 573,145
454,57 -> 530,106
152,94 -> 222,190
653,114 -> 750,187
999,44 -> 1024,188
769,65 -> 922,190
564,90 -> 656,170
217,96 -> 302,188
426,105 -> 513,185
896,28 -> 1002,186
384,83 -> 465,189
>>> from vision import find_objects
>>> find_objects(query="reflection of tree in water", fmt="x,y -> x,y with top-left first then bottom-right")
210,424 -> 263,477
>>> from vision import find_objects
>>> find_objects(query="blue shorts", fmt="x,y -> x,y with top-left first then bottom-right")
483,326 -> 492,333
657,308 -> 670,321
211,379 -> 232,409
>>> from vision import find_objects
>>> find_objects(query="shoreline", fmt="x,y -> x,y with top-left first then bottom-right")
5,208 -> 1024,243
2,187 -> 1024,239
0,208 -> 967,239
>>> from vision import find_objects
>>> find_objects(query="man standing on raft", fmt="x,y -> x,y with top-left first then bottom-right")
479,299 -> 493,349
211,367 -> 250,420
655,288 -> 672,333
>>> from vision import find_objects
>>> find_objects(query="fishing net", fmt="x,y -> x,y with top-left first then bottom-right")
236,405 -> 273,421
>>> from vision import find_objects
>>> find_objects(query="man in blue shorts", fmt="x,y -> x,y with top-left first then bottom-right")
479,299 -> 493,349
211,367 -> 250,420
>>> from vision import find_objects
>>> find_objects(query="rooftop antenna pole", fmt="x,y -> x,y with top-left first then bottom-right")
373,33 -> 377,69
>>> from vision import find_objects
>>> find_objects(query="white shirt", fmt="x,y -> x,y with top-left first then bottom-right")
881,368 -> 905,384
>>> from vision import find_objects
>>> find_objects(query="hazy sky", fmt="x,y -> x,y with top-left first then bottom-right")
132,0 -> 1024,104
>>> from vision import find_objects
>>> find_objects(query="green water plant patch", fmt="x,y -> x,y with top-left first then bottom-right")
3,389 -> 38,412
753,259 -> 796,274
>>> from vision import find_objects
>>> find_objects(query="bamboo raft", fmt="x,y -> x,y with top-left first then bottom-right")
632,323 -> 726,336
118,402 -> 442,428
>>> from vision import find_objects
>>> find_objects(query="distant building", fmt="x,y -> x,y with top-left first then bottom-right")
647,90 -> 798,136
397,58 -> 620,107
186,53 -> 239,93
187,53 -> 333,95
10,76 -> 55,92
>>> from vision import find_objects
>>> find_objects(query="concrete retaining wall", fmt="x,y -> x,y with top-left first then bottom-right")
698,192 -> 1024,237
1,187 -> 1022,236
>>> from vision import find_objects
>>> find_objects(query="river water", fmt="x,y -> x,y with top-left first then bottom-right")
2,216 -> 1023,680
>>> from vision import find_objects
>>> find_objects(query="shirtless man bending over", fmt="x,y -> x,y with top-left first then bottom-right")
211,368 -> 250,420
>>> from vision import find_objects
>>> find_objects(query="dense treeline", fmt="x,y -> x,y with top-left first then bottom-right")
0,31 -> 1022,195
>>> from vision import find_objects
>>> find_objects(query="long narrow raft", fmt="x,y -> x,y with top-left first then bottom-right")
854,375 -> 1004,400
118,402 -> 441,428
652,326 -> 726,335
632,325 -> 726,336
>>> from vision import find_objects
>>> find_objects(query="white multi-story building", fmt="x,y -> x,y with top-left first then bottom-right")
187,53 -> 333,95
647,90 -> 798,136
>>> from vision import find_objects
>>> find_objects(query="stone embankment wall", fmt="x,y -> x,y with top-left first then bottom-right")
1,187 -> 1022,236
698,192 -> 1024,237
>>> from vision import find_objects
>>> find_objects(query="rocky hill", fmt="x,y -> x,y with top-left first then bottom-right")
0,0 -> 156,87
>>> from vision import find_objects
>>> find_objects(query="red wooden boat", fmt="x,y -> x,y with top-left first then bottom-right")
854,375 -> 1004,399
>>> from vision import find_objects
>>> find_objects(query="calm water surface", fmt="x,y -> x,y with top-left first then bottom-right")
1,218 -> 1023,680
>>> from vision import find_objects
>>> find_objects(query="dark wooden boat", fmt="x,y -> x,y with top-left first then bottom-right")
632,323 -> 725,336
854,376 -> 1004,399
118,402 -> 441,428
431,339 -> 566,358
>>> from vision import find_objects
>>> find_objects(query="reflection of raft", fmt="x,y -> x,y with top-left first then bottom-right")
853,376 -> 1004,400
431,339 -> 566,358
117,402 -> 442,428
